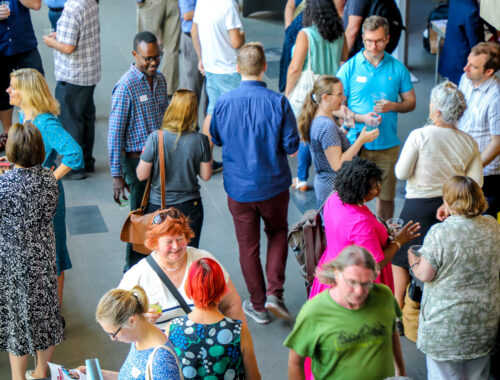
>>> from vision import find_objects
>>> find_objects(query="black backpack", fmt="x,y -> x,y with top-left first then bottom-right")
350,0 -> 404,57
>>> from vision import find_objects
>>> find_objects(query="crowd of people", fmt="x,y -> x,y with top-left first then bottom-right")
0,0 -> 499,379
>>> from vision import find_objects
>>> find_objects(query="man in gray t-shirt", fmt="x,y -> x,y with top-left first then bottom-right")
344,0 -> 371,56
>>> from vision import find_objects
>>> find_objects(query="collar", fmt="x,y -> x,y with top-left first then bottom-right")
470,75 -> 498,93
239,80 -> 267,88
130,64 -> 157,82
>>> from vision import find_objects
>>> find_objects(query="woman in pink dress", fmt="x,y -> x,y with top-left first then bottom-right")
310,156 -> 421,297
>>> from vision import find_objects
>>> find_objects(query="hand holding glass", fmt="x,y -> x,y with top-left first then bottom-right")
386,218 -> 404,236
409,245 -> 422,257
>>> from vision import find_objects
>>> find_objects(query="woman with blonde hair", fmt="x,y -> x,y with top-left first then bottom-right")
78,286 -> 182,379
298,75 -> 378,206
6,68 -> 84,317
136,89 -> 212,248
409,176 -> 499,379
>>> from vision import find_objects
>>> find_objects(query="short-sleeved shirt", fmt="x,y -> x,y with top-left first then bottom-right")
193,0 -> 242,74
458,74 -> 500,176
284,285 -> 401,380
309,116 -> 350,206
118,247 -> 230,330
118,340 -> 181,380
210,80 -> 299,202
140,129 -> 210,205
342,0 -> 370,29
337,50 -> 413,150
178,0 -> 196,33
417,215 -> 500,361
0,0 -> 37,56
55,0 -> 101,86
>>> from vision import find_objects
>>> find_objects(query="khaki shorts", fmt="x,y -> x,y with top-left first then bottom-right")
360,145 -> 400,201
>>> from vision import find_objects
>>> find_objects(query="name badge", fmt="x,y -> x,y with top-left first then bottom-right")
356,76 -> 367,83
131,366 -> 141,378
139,95 -> 148,102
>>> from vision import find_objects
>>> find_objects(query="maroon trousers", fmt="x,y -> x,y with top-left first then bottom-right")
227,190 -> 290,312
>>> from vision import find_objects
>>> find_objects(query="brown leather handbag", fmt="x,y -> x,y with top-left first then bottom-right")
120,130 -> 166,255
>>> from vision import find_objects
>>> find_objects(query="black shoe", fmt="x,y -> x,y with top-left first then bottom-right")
63,169 -> 87,180
212,160 -> 223,173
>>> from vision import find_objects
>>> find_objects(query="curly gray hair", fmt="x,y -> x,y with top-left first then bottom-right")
430,81 -> 467,126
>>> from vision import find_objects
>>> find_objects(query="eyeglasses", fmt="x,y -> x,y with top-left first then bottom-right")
152,208 -> 183,225
108,324 -> 124,339
363,38 -> 387,46
339,272 -> 374,290
136,52 -> 163,63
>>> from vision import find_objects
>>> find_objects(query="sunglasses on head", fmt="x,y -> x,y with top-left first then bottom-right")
152,208 -> 183,225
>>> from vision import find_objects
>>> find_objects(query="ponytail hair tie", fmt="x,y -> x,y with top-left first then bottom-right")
311,93 -> 318,104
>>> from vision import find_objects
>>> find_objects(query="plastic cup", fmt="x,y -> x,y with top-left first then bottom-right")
409,245 -> 422,257
44,27 -> 55,35
365,115 -> 380,130
119,199 -> 129,209
1,1 -> 10,10
149,304 -> 162,313
371,92 -> 386,104
386,217 -> 404,235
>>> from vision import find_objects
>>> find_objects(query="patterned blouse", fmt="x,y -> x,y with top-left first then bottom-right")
169,316 -> 243,379
417,214 -> 500,361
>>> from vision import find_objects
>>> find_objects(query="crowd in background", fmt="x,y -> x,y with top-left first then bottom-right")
0,0 -> 499,379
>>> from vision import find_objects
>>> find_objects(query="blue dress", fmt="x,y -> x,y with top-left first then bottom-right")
279,0 -> 304,92
21,112 -> 84,275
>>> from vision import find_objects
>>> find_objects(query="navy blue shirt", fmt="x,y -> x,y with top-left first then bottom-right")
0,0 -> 37,56
210,80 -> 299,202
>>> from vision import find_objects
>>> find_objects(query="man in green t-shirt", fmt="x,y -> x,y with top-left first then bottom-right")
284,245 -> 406,379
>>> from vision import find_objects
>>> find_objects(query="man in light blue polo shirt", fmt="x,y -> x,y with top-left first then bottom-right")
336,15 -> 416,220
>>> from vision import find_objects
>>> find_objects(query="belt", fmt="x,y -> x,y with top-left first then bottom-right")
183,32 -> 191,37
125,151 -> 141,159
49,6 -> 64,11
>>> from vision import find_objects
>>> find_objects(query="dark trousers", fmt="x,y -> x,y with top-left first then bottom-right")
227,190 -> 290,311
483,175 -> 500,218
55,81 -> 96,169
122,155 -> 148,271
146,198 -> 204,248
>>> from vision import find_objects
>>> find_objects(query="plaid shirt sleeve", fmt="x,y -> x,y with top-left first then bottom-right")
56,5 -> 80,46
108,82 -> 131,177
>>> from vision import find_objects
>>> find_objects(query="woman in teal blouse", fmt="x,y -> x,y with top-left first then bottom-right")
7,68 -> 84,315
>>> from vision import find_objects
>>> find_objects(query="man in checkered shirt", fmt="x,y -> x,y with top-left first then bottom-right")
457,42 -> 500,217
43,0 -> 100,179
108,31 -> 168,271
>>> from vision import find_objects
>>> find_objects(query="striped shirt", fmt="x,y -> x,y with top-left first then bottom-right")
458,74 -> 500,176
55,0 -> 101,86
108,65 -> 168,177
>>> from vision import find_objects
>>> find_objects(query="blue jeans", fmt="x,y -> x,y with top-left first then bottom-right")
297,141 -> 312,181
205,72 -> 240,115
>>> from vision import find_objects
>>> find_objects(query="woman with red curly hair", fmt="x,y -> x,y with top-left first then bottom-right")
118,208 -> 246,331
167,258 -> 261,379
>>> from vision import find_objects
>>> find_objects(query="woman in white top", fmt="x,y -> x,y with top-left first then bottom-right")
392,81 -> 483,313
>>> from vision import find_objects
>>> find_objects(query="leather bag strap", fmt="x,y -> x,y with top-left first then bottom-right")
146,254 -> 192,314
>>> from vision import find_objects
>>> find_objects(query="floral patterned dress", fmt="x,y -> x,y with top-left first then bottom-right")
169,316 -> 243,379
0,166 -> 64,356
417,214 -> 500,361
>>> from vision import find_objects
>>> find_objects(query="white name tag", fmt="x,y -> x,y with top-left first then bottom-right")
356,76 -> 367,83
139,95 -> 148,102
131,366 -> 141,378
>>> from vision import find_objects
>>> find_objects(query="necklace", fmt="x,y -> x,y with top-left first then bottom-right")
162,261 -> 182,272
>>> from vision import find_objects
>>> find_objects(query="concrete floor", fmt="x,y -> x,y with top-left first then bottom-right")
0,0 -> 441,378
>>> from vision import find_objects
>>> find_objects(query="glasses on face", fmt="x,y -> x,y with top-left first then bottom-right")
108,324 -> 124,339
339,272 -> 374,290
152,208 -> 183,225
363,38 -> 387,47
136,51 -> 163,63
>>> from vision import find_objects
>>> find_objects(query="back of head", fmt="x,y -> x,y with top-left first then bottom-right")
430,81 -> 467,126
362,15 -> 389,36
443,176 -> 487,218
185,258 -> 227,309
316,245 -> 378,285
6,122 -> 45,168
96,286 -> 149,326
133,31 -> 158,51
237,42 -> 266,77
298,75 -> 341,142
471,42 -> 500,74
161,89 -> 198,135
10,68 -> 59,115
303,0 -> 343,42
335,156 -> 383,204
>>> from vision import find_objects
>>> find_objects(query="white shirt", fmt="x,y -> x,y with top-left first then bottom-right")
193,0 -> 242,74
458,74 -> 500,176
118,247 -> 229,330
395,125 -> 483,198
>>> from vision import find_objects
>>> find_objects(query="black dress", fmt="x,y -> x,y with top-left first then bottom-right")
0,166 -> 64,356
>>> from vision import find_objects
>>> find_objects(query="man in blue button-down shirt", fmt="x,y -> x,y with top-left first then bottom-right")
108,31 -> 168,270
210,42 -> 299,325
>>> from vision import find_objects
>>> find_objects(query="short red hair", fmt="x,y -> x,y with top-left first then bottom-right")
145,208 -> 195,250
185,258 -> 227,309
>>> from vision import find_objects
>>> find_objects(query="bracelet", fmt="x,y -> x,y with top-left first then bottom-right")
410,262 -> 420,270
390,240 -> 401,249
